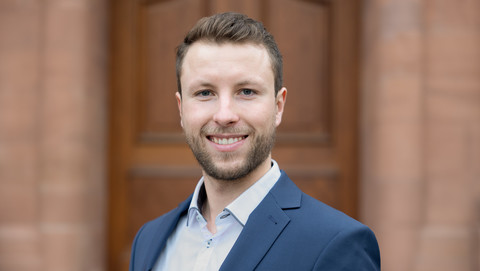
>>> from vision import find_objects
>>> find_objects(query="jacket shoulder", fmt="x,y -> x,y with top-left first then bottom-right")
298,192 -> 365,231
260,173 -> 380,270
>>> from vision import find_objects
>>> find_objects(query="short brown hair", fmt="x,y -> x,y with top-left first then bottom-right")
176,12 -> 283,95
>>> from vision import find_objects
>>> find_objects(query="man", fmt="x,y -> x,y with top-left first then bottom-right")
130,12 -> 380,271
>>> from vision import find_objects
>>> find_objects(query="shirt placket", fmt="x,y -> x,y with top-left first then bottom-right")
192,213 -> 215,271
192,210 -> 234,271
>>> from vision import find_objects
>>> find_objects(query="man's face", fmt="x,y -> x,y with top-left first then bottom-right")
176,42 -> 286,181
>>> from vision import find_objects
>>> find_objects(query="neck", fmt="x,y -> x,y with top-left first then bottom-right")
201,157 -> 272,233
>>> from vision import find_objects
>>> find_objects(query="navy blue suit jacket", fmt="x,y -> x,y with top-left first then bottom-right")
130,171 -> 380,270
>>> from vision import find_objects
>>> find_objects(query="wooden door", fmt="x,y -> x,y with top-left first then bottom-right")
108,0 -> 361,270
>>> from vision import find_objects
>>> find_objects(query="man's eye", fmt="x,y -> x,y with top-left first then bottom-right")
241,89 -> 254,96
198,90 -> 211,97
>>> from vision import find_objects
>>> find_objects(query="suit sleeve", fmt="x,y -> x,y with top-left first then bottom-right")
313,225 -> 380,271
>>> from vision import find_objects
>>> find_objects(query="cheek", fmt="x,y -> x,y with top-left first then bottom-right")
241,103 -> 277,127
181,103 -> 210,128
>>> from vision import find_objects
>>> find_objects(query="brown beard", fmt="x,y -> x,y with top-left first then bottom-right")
184,124 -> 276,181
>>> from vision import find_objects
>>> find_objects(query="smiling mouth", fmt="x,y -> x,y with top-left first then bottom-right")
208,136 -> 248,145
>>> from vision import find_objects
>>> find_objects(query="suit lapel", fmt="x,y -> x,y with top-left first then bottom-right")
220,172 -> 302,271
144,196 -> 191,271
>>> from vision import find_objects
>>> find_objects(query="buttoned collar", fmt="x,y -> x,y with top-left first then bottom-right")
187,160 -> 281,227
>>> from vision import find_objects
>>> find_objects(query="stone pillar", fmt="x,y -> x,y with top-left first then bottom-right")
0,1 -> 43,269
362,0 -> 480,270
0,1 -> 108,270
361,1 -> 425,270
415,0 -> 480,270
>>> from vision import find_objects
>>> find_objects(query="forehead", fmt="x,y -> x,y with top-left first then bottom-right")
181,42 -> 274,83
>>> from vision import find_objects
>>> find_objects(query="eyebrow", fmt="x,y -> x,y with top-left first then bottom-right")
190,79 -> 262,90
235,80 -> 259,87
189,81 -> 215,90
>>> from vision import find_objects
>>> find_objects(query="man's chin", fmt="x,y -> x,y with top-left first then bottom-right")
205,171 -> 251,182
203,161 -> 247,181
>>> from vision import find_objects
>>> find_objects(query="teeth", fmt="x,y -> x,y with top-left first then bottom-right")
211,137 -> 244,145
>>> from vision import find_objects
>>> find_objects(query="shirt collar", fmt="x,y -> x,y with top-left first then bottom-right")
186,176 -> 206,227
187,160 -> 281,227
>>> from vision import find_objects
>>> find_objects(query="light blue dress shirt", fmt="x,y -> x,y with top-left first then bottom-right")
153,160 -> 281,271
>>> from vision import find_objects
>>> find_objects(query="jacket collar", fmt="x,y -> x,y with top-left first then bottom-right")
144,171 -> 301,271
144,195 -> 191,271
220,171 -> 301,271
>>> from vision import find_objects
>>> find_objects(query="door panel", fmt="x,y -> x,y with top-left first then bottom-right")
109,0 -> 360,270
269,0 -> 331,135
137,0 -> 204,139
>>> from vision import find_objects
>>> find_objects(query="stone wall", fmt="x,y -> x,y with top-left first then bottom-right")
361,0 -> 480,270
0,1 -> 108,270
417,0 -> 480,269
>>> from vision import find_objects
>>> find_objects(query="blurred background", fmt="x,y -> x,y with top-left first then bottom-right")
1,0 -> 479,270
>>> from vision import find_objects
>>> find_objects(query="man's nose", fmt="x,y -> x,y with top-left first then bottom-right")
212,95 -> 240,126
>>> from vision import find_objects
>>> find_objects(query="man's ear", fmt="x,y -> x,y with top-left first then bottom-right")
275,87 -> 287,127
175,92 -> 183,128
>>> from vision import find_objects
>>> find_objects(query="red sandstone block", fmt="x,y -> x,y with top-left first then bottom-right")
375,179 -> 423,224
416,226 -> 475,271
0,142 -> 37,183
424,179 -> 476,225
371,122 -> 423,182
40,184 -> 89,224
376,74 -> 423,122
0,182 -> 38,224
0,226 -> 41,270
373,225 -> 418,271
41,226 -> 100,271
426,123 -> 470,176
426,91 -> 480,122
426,0 -> 480,29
